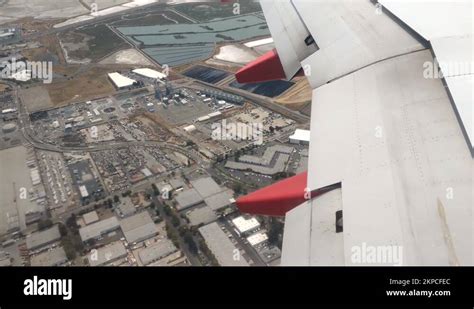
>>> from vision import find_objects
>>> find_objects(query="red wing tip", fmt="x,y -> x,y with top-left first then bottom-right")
235,49 -> 287,84
236,172 -> 308,217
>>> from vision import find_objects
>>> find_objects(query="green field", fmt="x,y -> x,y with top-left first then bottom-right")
60,24 -> 128,62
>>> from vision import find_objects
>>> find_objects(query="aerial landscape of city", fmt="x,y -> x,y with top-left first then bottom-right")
0,0 -> 313,267
1,0 -> 473,275
0,0 -> 473,305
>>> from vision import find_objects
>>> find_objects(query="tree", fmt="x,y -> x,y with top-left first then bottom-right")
163,205 -> 172,216
151,184 -> 160,196
234,150 -> 241,161
199,240 -> 219,266
66,214 -> 79,230
58,223 -> 68,237
268,218 -> 284,249
232,183 -> 243,195
113,195 -> 120,203
184,233 -> 197,254
122,190 -> 132,197
171,216 -> 180,227
61,238 -> 77,260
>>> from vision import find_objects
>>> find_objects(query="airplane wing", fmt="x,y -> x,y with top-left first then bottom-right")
236,0 -> 473,266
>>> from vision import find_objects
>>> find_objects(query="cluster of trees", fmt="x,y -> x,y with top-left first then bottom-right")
268,126 -> 282,133
178,226 -> 197,254
231,183 -> 244,195
272,171 -> 295,181
267,217 -> 284,249
60,217 -> 84,261
151,184 -> 160,197
165,223 -> 180,250
198,240 -> 219,266
121,190 -> 132,198
93,198 -> 114,210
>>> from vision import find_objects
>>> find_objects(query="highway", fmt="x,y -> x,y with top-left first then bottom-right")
189,81 -> 310,124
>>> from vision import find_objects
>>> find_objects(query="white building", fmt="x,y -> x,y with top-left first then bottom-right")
132,68 -> 166,80
289,129 -> 310,145
232,216 -> 260,236
108,72 -> 136,89
247,232 -> 269,247
183,125 -> 196,133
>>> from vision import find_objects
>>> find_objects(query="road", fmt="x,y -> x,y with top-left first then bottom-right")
188,82 -> 310,124
152,195 -> 202,266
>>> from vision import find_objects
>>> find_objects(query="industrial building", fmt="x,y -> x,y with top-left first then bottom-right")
79,216 -> 120,243
119,211 -> 158,244
175,177 -> 235,212
87,241 -> 127,267
26,225 -> 61,251
155,182 -> 173,197
138,239 -> 178,265
185,205 -> 217,227
115,197 -> 136,218
169,178 -> 185,190
175,188 -> 203,211
225,154 -> 290,175
108,72 -> 136,90
132,68 -> 166,80
183,125 -> 196,133
199,88 -> 245,105
232,216 -> 260,237
204,189 -> 234,212
289,129 -> 310,145
190,177 -> 223,199
196,111 -> 222,123
238,145 -> 294,166
30,246 -> 68,266
199,222 -> 249,266
247,232 -> 269,247
82,211 -> 99,225
148,251 -> 186,266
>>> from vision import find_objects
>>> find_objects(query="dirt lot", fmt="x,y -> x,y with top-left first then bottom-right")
0,84 -> 10,92
22,34 -> 66,65
275,77 -> 312,111
136,112 -> 172,131
19,86 -> 53,112
16,17 -> 140,107
44,65 -> 133,106
14,17 -> 61,34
